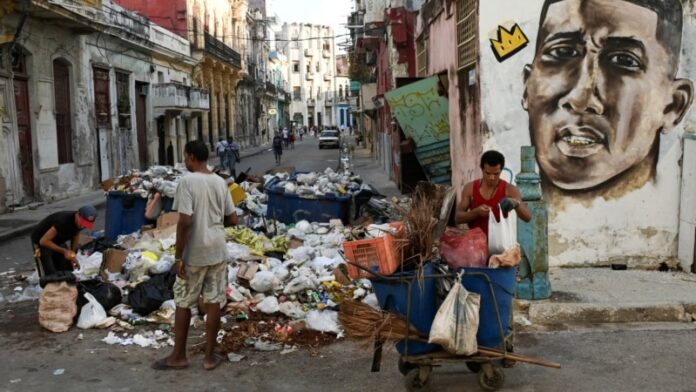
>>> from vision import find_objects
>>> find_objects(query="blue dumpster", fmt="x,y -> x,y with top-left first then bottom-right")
460,267 -> 516,349
371,263 -> 440,355
105,192 -> 174,240
265,181 -> 351,224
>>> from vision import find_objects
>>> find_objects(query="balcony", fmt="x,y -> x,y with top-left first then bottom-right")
304,48 -> 313,57
348,96 -> 358,108
204,32 -> 242,69
188,88 -> 210,110
324,73 -> 332,81
322,50 -> 331,58
324,92 -> 335,103
305,73 -> 313,81
152,83 -> 189,109
307,98 -> 316,106
266,82 -> 277,94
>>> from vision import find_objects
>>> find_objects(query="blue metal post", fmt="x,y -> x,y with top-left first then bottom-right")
515,146 -> 551,299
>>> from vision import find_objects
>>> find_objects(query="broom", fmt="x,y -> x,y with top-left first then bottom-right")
338,300 -> 426,343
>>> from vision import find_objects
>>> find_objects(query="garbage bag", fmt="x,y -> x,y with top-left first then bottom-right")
279,301 -> 306,319
250,271 -> 281,293
488,208 -> 517,255
128,271 -> 176,316
428,281 -> 480,355
39,282 -> 77,333
77,293 -> 108,329
305,310 -> 342,334
74,251 -> 104,280
256,296 -> 280,314
77,280 -> 123,313
489,244 -> 522,268
439,227 -> 489,269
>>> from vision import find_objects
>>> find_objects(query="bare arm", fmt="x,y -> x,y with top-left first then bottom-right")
224,212 -> 238,227
454,183 -> 491,225
506,185 -> 532,222
39,227 -> 71,255
174,213 -> 193,279
70,234 -> 80,252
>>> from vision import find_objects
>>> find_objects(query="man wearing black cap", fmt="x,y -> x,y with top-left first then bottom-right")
31,205 -> 97,277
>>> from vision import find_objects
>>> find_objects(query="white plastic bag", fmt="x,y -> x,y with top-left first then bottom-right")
74,252 -> 103,280
428,281 -> 480,355
305,310 -> 342,334
256,296 -> 280,314
488,208 -> 517,255
250,271 -> 281,293
77,293 -> 108,329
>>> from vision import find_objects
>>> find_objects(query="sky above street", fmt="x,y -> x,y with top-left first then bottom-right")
271,0 -> 353,48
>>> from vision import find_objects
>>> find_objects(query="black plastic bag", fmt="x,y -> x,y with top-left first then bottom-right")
40,271 -> 77,288
77,280 -> 123,312
128,271 -> 176,316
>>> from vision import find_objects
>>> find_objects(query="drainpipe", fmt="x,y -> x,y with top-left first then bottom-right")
515,146 -> 551,299
678,133 -> 696,272
0,175 -> 6,213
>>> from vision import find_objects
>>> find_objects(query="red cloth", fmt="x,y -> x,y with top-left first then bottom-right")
469,179 -> 508,236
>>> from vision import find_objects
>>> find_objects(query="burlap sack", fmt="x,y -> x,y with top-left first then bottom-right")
39,282 -> 78,333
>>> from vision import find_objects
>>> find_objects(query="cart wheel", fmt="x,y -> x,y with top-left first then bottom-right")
404,367 -> 432,392
465,361 -> 482,373
398,357 -> 417,375
478,366 -> 505,391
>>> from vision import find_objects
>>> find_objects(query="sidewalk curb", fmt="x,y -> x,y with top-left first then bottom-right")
0,198 -> 107,243
525,302 -> 696,324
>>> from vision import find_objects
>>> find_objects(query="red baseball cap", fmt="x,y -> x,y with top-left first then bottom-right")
78,205 -> 97,230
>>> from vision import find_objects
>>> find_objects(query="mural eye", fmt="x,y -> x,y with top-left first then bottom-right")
545,46 -> 580,60
606,53 -> 642,70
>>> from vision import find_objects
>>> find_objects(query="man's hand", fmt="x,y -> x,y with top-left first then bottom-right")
476,204 -> 491,217
64,250 -> 80,270
175,259 -> 187,280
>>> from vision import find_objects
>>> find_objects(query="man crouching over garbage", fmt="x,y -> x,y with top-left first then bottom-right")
153,140 -> 238,371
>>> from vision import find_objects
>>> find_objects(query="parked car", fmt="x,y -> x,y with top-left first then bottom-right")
319,130 -> 340,149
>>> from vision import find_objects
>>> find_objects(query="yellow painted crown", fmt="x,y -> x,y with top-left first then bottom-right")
490,24 -> 529,61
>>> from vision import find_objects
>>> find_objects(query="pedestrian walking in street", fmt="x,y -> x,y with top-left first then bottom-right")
215,137 -> 228,170
272,133 -> 283,165
289,131 -> 295,150
225,137 -> 240,179
153,140 -> 237,372
30,205 -> 97,277
282,127 -> 290,148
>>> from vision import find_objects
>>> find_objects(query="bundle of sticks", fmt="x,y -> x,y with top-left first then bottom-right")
338,300 -> 425,343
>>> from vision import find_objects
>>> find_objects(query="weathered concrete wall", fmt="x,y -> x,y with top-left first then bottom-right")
478,0 -> 696,267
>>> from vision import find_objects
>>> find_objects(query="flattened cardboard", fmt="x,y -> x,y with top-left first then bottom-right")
100,248 -> 128,279
237,262 -> 259,288
288,238 -> 304,249
157,212 -> 179,229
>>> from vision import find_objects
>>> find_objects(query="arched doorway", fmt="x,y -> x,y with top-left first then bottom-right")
10,45 -> 34,199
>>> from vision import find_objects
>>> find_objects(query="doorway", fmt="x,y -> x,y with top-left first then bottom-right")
12,48 -> 34,199
135,82 -> 148,170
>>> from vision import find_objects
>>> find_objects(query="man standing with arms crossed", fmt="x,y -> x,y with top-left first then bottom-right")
153,140 -> 237,371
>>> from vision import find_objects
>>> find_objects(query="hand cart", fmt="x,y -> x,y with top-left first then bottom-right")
347,261 -> 560,392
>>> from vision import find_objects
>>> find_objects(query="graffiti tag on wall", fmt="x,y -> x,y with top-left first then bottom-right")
490,23 -> 529,62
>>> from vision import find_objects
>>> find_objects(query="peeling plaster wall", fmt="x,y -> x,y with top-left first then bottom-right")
478,0 -> 696,267
2,18 -> 100,202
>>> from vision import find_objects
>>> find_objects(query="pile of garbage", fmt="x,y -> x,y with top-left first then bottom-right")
263,168 -> 364,198
106,165 -> 186,198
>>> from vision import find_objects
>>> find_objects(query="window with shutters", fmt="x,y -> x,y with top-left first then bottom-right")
53,59 -> 73,164
116,72 -> 131,129
416,36 -> 428,77
457,0 -> 477,70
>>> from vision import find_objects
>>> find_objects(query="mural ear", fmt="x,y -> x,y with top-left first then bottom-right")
522,64 -> 532,111
663,78 -> 694,129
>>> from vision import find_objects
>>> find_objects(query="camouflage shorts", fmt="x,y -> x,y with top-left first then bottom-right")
173,262 -> 227,308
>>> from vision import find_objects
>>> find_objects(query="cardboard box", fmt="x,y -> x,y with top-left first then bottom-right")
237,262 -> 259,288
157,212 -> 178,229
100,248 -> 128,280
269,166 -> 295,175
288,238 -> 304,250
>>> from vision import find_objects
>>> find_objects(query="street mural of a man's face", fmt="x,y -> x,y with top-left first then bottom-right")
523,0 -> 693,192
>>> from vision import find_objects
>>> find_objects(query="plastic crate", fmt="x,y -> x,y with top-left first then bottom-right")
371,263 -> 440,356
343,223 -> 403,279
105,192 -> 174,240
265,183 -> 352,224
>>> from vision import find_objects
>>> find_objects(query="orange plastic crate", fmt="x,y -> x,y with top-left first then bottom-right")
343,223 -> 402,279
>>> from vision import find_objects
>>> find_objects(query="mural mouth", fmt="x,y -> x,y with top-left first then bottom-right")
555,126 -> 606,158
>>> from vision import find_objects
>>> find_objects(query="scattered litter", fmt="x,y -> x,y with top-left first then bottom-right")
53,369 -> 65,376
227,352 -> 246,362
514,315 -> 533,327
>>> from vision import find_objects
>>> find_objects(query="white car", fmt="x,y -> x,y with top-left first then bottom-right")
319,130 -> 341,149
